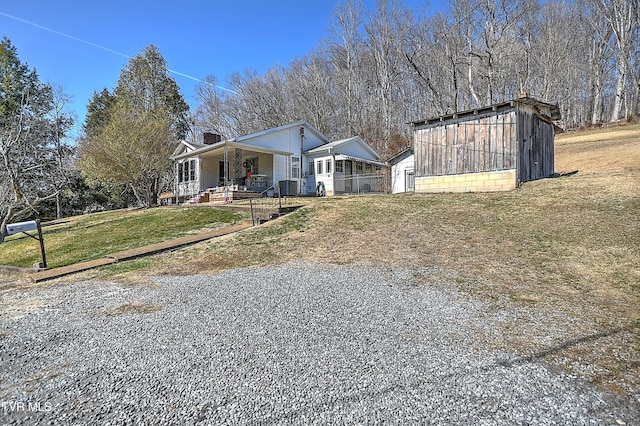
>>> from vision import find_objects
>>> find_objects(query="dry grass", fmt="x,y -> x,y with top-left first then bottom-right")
158,175 -> 639,320
555,123 -> 640,173
141,123 -> 640,395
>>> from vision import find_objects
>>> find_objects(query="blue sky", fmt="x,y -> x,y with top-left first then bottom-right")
1,1 -> 441,132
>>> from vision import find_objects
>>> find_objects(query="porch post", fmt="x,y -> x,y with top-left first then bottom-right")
234,148 -> 243,184
174,161 -> 178,205
331,151 -> 336,197
224,145 -> 229,186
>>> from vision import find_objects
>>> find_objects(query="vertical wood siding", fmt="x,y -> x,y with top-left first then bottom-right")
414,103 -> 554,184
414,111 -> 518,177
516,103 -> 555,183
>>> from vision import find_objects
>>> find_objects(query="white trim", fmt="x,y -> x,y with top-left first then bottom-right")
334,154 -> 386,168
171,140 -> 292,160
305,136 -> 381,160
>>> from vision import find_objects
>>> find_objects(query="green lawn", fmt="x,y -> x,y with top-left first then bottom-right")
0,207 -> 246,268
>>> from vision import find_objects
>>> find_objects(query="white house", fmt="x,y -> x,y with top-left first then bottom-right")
388,147 -> 415,194
170,121 -> 385,202
305,136 -> 385,196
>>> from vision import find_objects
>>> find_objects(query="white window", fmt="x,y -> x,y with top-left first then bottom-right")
317,160 -> 323,175
356,161 -> 363,174
365,163 -> 372,173
183,160 -> 191,181
308,161 -> 315,175
292,156 -> 300,179
326,159 -> 332,174
335,160 -> 343,173
190,159 -> 196,181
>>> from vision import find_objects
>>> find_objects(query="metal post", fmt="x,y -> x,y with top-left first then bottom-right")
224,145 -> 229,202
36,219 -> 47,269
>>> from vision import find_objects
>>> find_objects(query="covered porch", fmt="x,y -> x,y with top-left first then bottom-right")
173,140 -> 292,204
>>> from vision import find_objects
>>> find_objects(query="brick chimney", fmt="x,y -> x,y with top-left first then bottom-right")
203,132 -> 222,144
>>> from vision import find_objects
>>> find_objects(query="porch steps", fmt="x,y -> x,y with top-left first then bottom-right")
191,188 -> 263,204
252,205 -> 303,225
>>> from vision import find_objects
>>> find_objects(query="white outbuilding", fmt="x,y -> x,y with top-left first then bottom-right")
388,147 -> 414,194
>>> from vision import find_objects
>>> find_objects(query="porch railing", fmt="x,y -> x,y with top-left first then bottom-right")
247,185 -> 291,226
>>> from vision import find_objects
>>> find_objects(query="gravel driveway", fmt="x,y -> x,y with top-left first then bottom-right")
1,262 -> 637,424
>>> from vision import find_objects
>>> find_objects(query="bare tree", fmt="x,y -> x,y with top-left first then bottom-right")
194,75 -> 235,139
0,38 -> 73,241
191,0 -> 637,152
364,0 -> 412,154
48,84 -> 76,219
287,55 -> 338,136
593,0 -> 639,122
325,0 -> 366,136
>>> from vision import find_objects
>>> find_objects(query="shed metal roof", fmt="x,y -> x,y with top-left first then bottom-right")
410,96 -> 561,127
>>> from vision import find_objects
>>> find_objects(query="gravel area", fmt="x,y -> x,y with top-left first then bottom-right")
1,262 -> 637,424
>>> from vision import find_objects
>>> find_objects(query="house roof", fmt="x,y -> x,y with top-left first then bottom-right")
235,120 -> 329,145
171,139 -> 293,160
410,96 -> 561,127
171,120 -> 326,160
387,146 -> 414,165
305,136 -> 381,160
334,154 -> 387,168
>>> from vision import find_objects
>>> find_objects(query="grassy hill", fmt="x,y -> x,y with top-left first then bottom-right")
153,125 -> 639,314
0,207 -> 246,269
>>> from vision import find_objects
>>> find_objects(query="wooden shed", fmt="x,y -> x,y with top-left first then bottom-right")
411,96 -> 561,192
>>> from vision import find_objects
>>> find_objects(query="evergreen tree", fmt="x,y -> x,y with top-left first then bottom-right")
79,44 -> 189,207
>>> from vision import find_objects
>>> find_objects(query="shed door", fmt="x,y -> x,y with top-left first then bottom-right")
405,169 -> 415,192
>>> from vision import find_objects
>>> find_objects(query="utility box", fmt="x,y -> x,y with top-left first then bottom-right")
6,220 -> 38,236
278,180 -> 297,197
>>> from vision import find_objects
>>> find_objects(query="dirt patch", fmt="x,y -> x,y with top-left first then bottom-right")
105,302 -> 163,316
0,297 -> 49,322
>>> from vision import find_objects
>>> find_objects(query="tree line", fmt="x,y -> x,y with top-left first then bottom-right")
195,0 -> 640,158
0,41 -> 187,240
1,0 -> 638,239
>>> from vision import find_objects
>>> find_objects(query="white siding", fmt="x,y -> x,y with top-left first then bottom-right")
240,126 -> 324,155
391,154 -> 415,193
336,139 -> 377,160
272,155 -> 289,187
